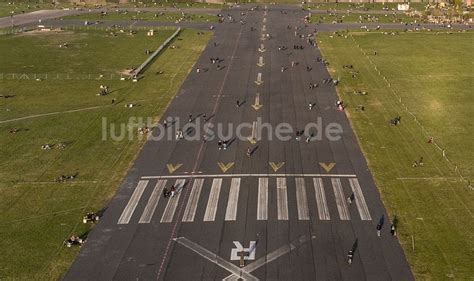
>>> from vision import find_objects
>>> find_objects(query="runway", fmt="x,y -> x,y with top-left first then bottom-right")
64,5 -> 414,281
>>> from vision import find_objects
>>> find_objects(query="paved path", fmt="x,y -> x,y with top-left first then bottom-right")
64,5 -> 414,281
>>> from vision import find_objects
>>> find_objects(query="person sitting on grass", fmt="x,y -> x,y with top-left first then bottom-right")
41,144 -> 52,150
65,235 -> 85,247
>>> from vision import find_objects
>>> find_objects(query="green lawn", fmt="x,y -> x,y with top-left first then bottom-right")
0,27 -> 211,279
311,12 -> 423,24
0,2 -> 68,18
318,31 -> 473,280
305,2 -> 427,12
63,10 -> 218,23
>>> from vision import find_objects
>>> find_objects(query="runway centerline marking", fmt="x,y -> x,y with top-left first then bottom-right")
255,73 -> 263,85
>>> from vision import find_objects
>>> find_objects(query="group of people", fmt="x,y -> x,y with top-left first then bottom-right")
83,212 -> 100,224
217,139 -> 230,150
65,235 -> 85,247
163,185 -> 177,198
55,174 -> 77,183
413,157 -> 424,167
210,58 -> 222,64
98,85 -> 109,96
390,116 -> 401,126
138,127 -> 151,135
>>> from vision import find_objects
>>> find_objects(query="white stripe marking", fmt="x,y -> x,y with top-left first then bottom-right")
225,178 -> 241,221
203,178 -> 222,221
296,178 -> 309,220
257,177 -> 268,220
277,177 -> 289,220
182,179 -> 204,222
117,180 -> 148,224
139,180 -> 167,223
331,178 -> 350,220
142,173 -> 357,179
160,179 -> 185,223
349,178 -> 372,221
313,178 -> 330,220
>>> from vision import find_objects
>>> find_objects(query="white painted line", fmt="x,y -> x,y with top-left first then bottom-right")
139,180 -> 167,223
313,178 -> 330,220
257,177 -> 268,220
117,180 -> 148,224
295,178 -> 309,220
251,121 -> 258,140
349,178 -> 372,221
277,177 -> 288,220
182,179 -> 204,222
225,178 -> 241,221
331,178 -> 350,220
160,179 -> 185,223
142,173 -> 357,179
203,178 -> 222,221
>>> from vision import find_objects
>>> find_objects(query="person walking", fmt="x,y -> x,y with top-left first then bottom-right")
376,223 -> 382,237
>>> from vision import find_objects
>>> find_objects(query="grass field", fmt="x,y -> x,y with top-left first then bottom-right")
305,2 -> 427,11
318,31 -> 473,280
311,12 -> 423,24
0,27 -> 211,279
63,10 -> 218,23
0,2 -> 66,18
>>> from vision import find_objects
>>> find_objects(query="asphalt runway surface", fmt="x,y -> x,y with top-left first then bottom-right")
58,5 -> 414,281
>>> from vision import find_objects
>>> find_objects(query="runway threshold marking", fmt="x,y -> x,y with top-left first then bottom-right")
331,178 -> 350,220
349,178 -> 372,220
182,179 -> 204,222
142,173 -> 357,179
257,177 -> 268,220
166,163 -> 183,174
160,179 -> 185,223
225,178 -> 241,221
277,177 -> 288,220
139,180 -> 167,223
117,180 -> 148,224
314,178 -> 330,220
319,162 -> 336,173
203,178 -> 222,221
269,162 -> 285,172
296,178 -> 310,220
218,162 -> 235,173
